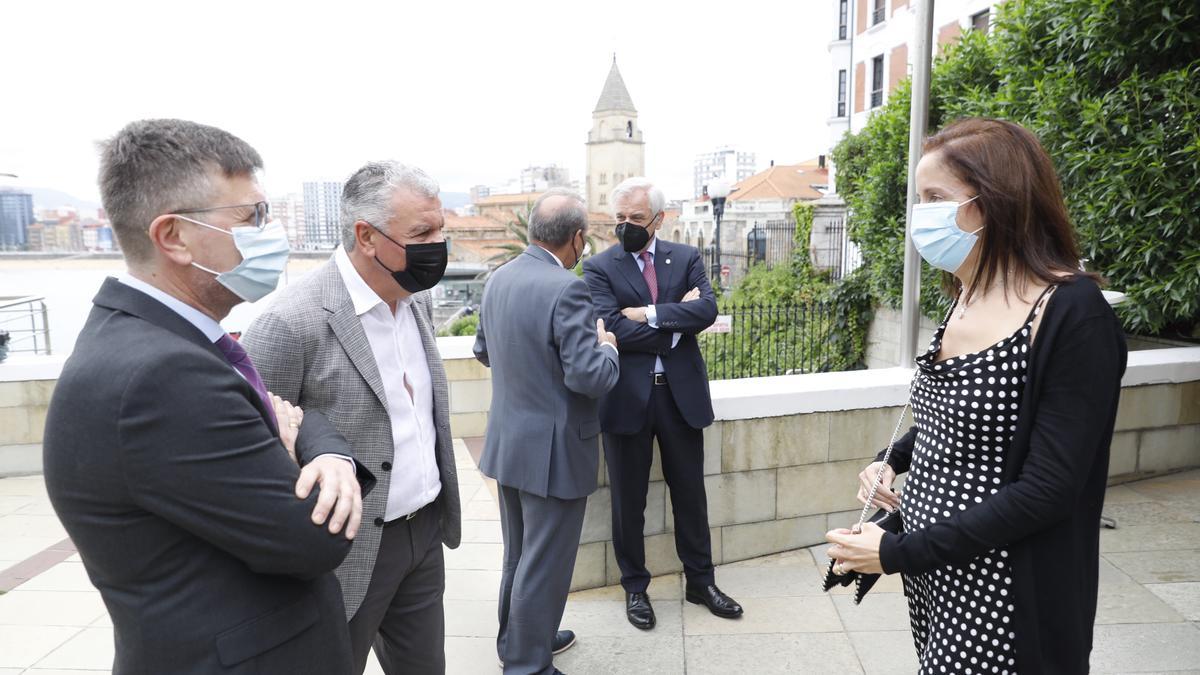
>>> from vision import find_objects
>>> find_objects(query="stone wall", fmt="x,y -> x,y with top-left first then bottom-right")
863,304 -> 940,369
4,336 -> 1198,593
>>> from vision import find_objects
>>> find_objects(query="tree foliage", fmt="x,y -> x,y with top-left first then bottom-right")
833,0 -> 1200,336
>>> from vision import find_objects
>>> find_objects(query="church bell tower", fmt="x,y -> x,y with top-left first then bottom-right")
586,56 -> 645,214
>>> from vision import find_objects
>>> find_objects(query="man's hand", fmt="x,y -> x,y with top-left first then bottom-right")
620,306 -> 648,323
270,393 -> 303,465
596,318 -> 618,350
681,287 -> 701,302
296,455 -> 362,540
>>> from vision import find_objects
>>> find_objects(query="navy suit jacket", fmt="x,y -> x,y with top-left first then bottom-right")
583,238 -> 718,434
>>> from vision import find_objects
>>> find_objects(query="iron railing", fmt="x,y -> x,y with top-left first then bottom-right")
699,300 -> 838,380
0,296 -> 52,356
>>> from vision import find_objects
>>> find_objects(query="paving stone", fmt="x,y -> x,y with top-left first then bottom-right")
17,562 -> 95,593
0,625 -> 81,669
458,519 -> 502,544
1127,474 -> 1200,505
1095,558 -> 1185,624
443,569 -> 503,602
1105,550 -> 1200,584
560,599 -> 683,638
1090,622 -> 1200,673
1100,523 -> 1200,553
1101,499 -> 1195,527
1104,484 -> 1157,505
443,599 -> 499,638
683,595 -> 842,635
0,590 -> 105,626
1147,583 -> 1200,621
444,637 -> 498,675
556,634 -> 685,675
686,633 -> 863,674
443,542 -> 503,571
833,591 -> 914,632
31,625 -> 112,670
849,630 -> 921,674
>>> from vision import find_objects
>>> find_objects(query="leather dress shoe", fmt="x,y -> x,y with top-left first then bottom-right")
552,630 -> 577,655
625,591 -> 656,630
686,584 -> 743,619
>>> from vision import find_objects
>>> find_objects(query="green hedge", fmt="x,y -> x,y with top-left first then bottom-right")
833,0 -> 1200,337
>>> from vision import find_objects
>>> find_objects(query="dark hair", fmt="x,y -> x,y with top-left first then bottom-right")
98,119 -> 263,264
923,117 -> 1099,303
528,188 -> 587,247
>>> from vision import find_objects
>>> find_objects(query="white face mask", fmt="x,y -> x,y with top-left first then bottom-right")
181,217 -> 291,302
910,195 -> 982,273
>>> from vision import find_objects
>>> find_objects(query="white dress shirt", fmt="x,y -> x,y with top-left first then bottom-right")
630,238 -> 682,373
335,248 -> 441,520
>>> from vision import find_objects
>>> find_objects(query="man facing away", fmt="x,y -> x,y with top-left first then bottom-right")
473,188 -> 620,675
43,119 -> 371,674
244,161 -> 462,674
582,177 -> 743,631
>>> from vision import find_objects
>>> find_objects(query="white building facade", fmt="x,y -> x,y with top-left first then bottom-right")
585,57 -> 645,214
693,147 -> 757,199
827,0 -> 998,192
302,181 -> 343,250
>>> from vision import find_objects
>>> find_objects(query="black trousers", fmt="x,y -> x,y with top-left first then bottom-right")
604,379 -> 715,593
347,503 -> 445,675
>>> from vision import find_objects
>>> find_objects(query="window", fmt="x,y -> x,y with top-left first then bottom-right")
599,193 -> 607,206
599,173 -> 607,185
970,9 -> 990,32
838,0 -> 848,39
870,55 -> 884,108
872,0 -> 886,25
836,69 -> 847,117
626,121 -> 633,138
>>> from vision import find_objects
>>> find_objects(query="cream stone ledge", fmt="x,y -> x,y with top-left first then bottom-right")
0,354 -> 68,382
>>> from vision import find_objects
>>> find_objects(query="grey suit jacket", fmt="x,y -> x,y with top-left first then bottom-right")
473,245 -> 620,500
243,259 -> 462,620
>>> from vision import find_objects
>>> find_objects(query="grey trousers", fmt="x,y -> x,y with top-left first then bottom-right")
348,504 -> 446,675
497,485 -> 587,675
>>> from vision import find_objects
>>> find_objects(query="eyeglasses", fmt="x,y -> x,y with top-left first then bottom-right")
173,201 -> 271,230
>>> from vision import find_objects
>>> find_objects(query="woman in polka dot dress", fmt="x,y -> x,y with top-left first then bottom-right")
825,118 -> 1126,674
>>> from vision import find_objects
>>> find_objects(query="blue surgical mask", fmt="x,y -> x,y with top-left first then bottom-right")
183,218 -> 291,302
910,195 -> 982,273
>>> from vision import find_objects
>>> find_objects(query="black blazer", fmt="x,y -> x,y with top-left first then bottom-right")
43,278 -> 373,675
583,239 -> 719,434
877,275 -> 1127,674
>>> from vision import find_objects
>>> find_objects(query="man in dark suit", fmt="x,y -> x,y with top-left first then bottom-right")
582,177 -> 743,631
474,188 -> 620,675
43,119 -> 372,674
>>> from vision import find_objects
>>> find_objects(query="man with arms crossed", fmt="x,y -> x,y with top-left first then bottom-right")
582,177 -> 743,631
245,161 -> 462,674
43,119 -> 370,674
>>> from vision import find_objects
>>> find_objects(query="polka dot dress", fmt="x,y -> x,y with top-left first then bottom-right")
899,287 -> 1054,674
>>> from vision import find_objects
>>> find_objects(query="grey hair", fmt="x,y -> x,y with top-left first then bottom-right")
98,119 -> 263,265
610,177 -> 665,215
341,161 -> 440,251
527,188 -> 588,247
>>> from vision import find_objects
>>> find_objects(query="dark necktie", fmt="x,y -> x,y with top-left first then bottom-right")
640,251 -> 658,303
215,334 -> 277,433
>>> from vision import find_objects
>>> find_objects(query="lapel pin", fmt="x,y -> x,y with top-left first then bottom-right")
665,258 -> 671,265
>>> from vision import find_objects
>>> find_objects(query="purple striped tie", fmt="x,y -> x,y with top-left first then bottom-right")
215,334 -> 277,433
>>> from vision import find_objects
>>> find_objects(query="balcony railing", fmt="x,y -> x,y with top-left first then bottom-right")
0,296 -> 52,356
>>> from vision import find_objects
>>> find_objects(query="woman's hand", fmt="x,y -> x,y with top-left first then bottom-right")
270,393 -> 304,465
858,461 -> 900,511
825,522 -> 887,575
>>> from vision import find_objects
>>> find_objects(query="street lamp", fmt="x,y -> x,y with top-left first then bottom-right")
708,178 -> 731,292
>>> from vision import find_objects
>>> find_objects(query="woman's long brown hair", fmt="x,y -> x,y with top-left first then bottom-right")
923,117 -> 1100,304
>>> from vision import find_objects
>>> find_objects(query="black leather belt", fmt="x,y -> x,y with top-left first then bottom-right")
384,502 -> 431,527
652,373 -> 668,386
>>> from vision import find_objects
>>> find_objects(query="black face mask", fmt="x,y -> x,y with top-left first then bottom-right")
615,215 -> 657,253
370,224 -> 448,293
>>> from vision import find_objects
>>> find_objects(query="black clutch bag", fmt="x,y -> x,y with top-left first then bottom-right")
822,372 -> 916,604
822,507 -> 903,604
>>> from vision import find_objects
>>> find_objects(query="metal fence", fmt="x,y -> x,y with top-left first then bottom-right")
699,300 -> 838,380
0,296 -> 52,357
705,219 -> 798,289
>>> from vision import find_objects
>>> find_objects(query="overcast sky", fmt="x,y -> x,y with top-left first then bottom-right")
1,0 -> 834,206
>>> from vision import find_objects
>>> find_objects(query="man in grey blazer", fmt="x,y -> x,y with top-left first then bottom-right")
474,188 -> 620,675
243,161 -> 461,674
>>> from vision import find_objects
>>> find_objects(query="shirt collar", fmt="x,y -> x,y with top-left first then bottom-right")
334,247 -> 399,316
536,245 -> 566,268
116,274 -> 225,342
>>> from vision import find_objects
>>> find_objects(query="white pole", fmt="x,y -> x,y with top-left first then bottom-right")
899,0 -> 936,367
